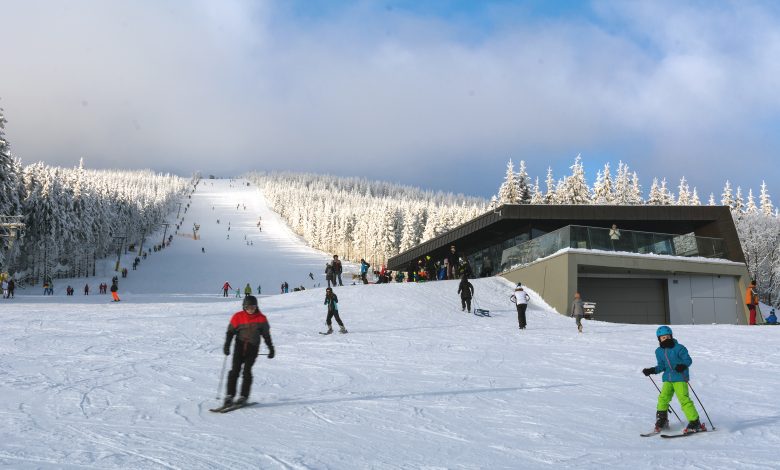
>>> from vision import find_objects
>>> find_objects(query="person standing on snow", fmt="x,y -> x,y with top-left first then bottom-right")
570,292 -> 584,333
322,287 -> 347,334
325,263 -> 335,288
457,275 -> 474,313
332,255 -> 344,286
222,295 -> 275,407
244,283 -> 252,297
222,282 -> 233,297
746,280 -> 759,325
110,280 -> 120,302
360,259 -> 370,284
511,283 -> 530,329
642,326 -> 706,434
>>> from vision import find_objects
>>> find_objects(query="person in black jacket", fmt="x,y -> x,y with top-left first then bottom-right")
323,287 -> 347,334
446,246 -> 459,279
222,295 -> 274,407
457,275 -> 474,312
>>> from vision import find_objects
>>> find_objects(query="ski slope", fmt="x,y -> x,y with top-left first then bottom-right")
2,179 -> 780,469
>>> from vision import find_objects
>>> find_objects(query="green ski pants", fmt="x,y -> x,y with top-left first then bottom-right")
657,381 -> 699,421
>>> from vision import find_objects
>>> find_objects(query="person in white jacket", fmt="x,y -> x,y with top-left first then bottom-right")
510,283 -> 531,330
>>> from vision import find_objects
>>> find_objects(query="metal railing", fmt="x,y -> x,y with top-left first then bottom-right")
500,225 -> 727,272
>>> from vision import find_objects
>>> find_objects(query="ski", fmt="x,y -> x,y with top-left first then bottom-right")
209,401 -> 256,413
640,430 -> 661,437
660,429 -> 711,438
319,331 -> 333,335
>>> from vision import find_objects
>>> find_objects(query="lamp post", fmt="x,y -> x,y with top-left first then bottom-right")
161,223 -> 170,246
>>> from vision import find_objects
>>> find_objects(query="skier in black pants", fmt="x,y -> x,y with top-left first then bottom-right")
511,284 -> 530,329
222,295 -> 275,407
457,275 -> 474,313
323,287 -> 347,334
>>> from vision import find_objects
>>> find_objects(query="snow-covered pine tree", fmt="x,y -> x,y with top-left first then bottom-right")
676,177 -> 691,205
660,178 -> 675,205
760,181 -> 774,217
629,172 -> 643,205
708,193 -> 716,206
721,181 -> 734,209
544,167 -> 556,204
690,188 -> 701,206
612,162 -> 631,205
592,163 -> 614,204
516,160 -> 531,204
530,177 -> 544,205
646,178 -> 663,205
745,189 -> 759,215
498,159 -> 520,204
734,187 -> 745,214
558,155 -> 590,204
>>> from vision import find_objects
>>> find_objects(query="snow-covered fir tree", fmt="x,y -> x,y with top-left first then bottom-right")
721,181 -> 734,209
646,178 -> 663,205
676,177 -> 691,205
497,159 -> 520,204
760,181 -> 774,217
708,193 -> 716,206
544,167 -> 556,204
530,177 -> 544,205
557,155 -> 590,204
592,163 -> 614,204
516,160 -> 532,204
734,187 -> 745,214
690,188 -> 701,206
745,189 -> 759,215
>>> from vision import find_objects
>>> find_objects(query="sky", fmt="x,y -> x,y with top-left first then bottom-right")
1,0 -> 779,200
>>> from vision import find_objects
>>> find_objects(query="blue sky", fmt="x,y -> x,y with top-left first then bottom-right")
1,0 -> 779,201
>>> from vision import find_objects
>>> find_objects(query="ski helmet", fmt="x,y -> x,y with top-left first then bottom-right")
242,295 -> 258,310
656,325 -> 673,337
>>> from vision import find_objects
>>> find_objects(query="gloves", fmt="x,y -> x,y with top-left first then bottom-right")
674,364 -> 687,372
223,342 -> 231,356
267,347 -> 275,359
642,367 -> 655,376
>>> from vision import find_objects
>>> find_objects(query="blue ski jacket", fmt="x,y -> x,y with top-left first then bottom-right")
653,339 -> 692,383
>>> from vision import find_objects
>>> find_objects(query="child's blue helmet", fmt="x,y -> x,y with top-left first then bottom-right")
656,325 -> 673,337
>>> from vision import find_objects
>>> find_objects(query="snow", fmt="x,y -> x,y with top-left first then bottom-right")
2,179 -> 780,469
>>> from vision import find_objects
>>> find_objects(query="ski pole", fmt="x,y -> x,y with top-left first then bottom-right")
687,382 -> 715,430
216,354 -> 228,400
649,376 -> 683,423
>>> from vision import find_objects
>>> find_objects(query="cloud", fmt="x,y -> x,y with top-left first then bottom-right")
1,0 -> 778,198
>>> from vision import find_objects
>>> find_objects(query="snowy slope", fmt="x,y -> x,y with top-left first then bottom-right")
2,179 -> 780,469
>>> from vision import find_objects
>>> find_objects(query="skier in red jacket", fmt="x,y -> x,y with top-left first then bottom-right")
222,295 -> 275,407
222,281 -> 232,297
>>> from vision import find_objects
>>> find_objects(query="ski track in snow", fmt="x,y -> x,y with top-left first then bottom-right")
1,179 -> 780,469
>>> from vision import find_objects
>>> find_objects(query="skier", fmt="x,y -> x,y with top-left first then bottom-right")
511,283 -> 530,330
257,284 -> 262,295
221,295 -> 275,407
642,326 -> 706,434
84,284 -> 89,295
457,275 -> 474,313
7,279 -> 14,298
202,247 -> 205,254
222,281 -> 232,297
570,291 -> 584,333
1,279 -> 8,299
325,263 -> 335,288
244,283 -> 252,297
332,255 -> 343,286
322,287 -> 347,334
309,272 -> 314,281
110,280 -> 120,302
360,259 -> 370,285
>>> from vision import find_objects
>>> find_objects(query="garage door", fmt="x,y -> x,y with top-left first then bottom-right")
577,277 -> 667,324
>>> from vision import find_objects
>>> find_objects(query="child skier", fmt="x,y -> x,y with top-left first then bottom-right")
322,287 -> 347,334
222,295 -> 274,407
642,326 -> 706,434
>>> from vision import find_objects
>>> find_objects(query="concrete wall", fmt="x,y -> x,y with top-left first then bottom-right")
501,250 -> 751,325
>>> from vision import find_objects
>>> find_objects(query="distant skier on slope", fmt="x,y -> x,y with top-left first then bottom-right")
511,283 -> 530,330
222,282 -> 233,297
642,326 -> 706,434
457,275 -> 474,313
322,287 -> 347,334
222,295 -> 275,407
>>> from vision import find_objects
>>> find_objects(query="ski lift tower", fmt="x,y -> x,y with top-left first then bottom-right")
0,215 -> 25,277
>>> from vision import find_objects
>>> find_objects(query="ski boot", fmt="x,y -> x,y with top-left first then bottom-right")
235,396 -> 248,406
223,395 -> 234,407
654,410 -> 669,433
684,418 -> 706,434
339,326 -> 348,334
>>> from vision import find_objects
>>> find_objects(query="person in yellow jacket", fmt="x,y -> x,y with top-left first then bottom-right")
244,283 -> 252,297
745,280 -> 758,325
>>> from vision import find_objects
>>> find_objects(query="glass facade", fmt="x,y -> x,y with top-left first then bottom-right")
466,225 -> 727,276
